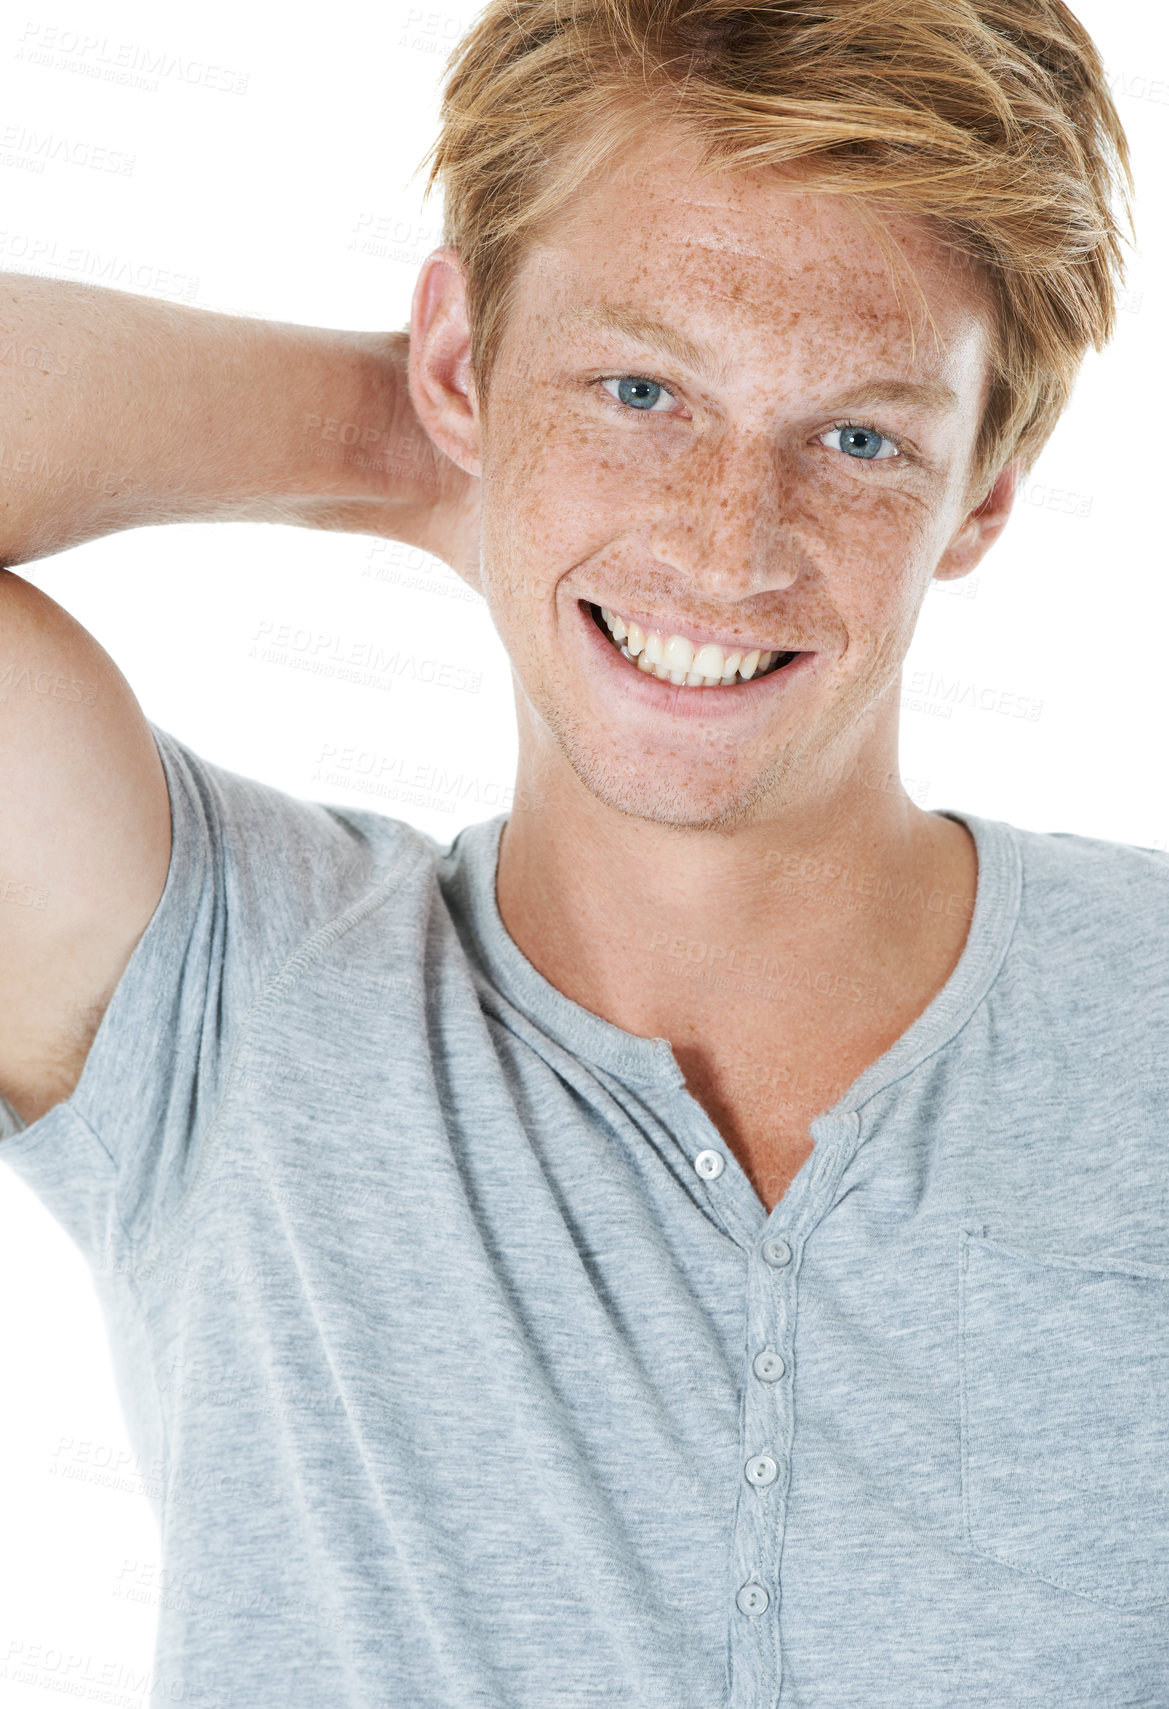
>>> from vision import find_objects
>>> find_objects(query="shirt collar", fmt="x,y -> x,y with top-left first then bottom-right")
437,806 -> 1022,1105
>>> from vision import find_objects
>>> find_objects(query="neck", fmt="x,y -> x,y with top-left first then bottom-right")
496,703 -> 974,1050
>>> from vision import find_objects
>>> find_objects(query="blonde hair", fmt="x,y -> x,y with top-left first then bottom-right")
418,0 -> 1133,502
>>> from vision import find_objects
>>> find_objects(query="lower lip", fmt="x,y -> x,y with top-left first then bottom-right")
575,600 -> 817,719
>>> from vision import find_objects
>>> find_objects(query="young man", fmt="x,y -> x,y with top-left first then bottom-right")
1,0 -> 1164,1704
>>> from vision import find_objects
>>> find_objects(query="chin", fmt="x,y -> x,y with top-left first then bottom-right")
517,669 -> 810,833
561,734 -> 787,834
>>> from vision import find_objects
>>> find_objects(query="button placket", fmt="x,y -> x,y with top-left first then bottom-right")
727,1128 -> 852,1708
727,1222 -> 805,1707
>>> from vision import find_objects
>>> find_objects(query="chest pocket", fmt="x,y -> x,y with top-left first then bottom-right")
958,1229 -> 1169,1612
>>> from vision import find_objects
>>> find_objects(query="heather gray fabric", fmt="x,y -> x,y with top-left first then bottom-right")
2,720 -> 1168,1709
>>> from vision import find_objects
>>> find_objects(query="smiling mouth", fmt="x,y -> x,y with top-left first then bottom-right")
586,602 -> 800,686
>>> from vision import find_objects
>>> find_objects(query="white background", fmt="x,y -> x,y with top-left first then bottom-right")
0,0 -> 1165,1698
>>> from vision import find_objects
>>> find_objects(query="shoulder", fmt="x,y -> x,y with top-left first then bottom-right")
1005,817 -> 1169,966
149,722 -> 443,952
1012,819 -> 1169,902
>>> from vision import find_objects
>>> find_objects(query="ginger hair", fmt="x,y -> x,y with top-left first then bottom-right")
418,0 -> 1133,502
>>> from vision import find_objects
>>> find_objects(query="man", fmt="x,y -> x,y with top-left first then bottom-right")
2,0 -> 1164,1704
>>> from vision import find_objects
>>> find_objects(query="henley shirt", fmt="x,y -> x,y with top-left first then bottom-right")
1,721 -> 1168,1709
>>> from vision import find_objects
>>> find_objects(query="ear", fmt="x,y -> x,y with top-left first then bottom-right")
407,246 -> 482,479
932,460 -> 1020,583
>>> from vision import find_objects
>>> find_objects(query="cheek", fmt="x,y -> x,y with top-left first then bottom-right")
809,486 -> 941,645
826,481 -> 938,577
483,412 -> 644,582
477,430 -> 585,642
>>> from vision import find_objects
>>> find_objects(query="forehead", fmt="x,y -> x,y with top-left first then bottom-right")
510,122 -> 992,381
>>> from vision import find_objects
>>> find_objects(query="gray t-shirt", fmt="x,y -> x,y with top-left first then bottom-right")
2,722 -> 1168,1709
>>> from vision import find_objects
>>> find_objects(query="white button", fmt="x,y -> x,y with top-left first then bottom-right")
762,1236 -> 792,1267
736,1581 -> 770,1616
753,1349 -> 786,1382
694,1149 -> 725,1180
745,1453 -> 779,1488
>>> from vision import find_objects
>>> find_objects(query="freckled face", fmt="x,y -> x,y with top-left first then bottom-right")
474,122 -> 994,829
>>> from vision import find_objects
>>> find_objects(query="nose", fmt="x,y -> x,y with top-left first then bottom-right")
645,429 -> 809,597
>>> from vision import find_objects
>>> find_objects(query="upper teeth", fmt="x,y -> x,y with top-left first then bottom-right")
598,606 -> 788,686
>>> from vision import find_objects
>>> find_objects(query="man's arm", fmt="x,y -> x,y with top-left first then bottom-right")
0,272 -> 479,577
0,274 -> 478,1128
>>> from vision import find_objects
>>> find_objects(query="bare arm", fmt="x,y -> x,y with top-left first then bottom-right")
0,272 -> 480,579
0,273 -> 478,1128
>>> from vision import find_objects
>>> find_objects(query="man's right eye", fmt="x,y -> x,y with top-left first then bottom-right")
598,375 -> 678,413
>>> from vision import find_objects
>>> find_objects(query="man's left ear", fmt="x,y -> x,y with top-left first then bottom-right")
932,460 -> 1021,583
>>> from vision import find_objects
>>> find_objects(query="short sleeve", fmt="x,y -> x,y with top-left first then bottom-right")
0,722 -> 400,1265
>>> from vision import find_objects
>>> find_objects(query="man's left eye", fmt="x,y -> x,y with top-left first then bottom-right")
820,424 -> 900,461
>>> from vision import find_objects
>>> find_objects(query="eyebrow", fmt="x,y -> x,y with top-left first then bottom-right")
562,303 -> 961,414
819,377 -> 960,414
563,303 -> 732,388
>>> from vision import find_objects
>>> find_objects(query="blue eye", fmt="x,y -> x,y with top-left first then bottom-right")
601,375 -> 675,412
821,423 -> 899,461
